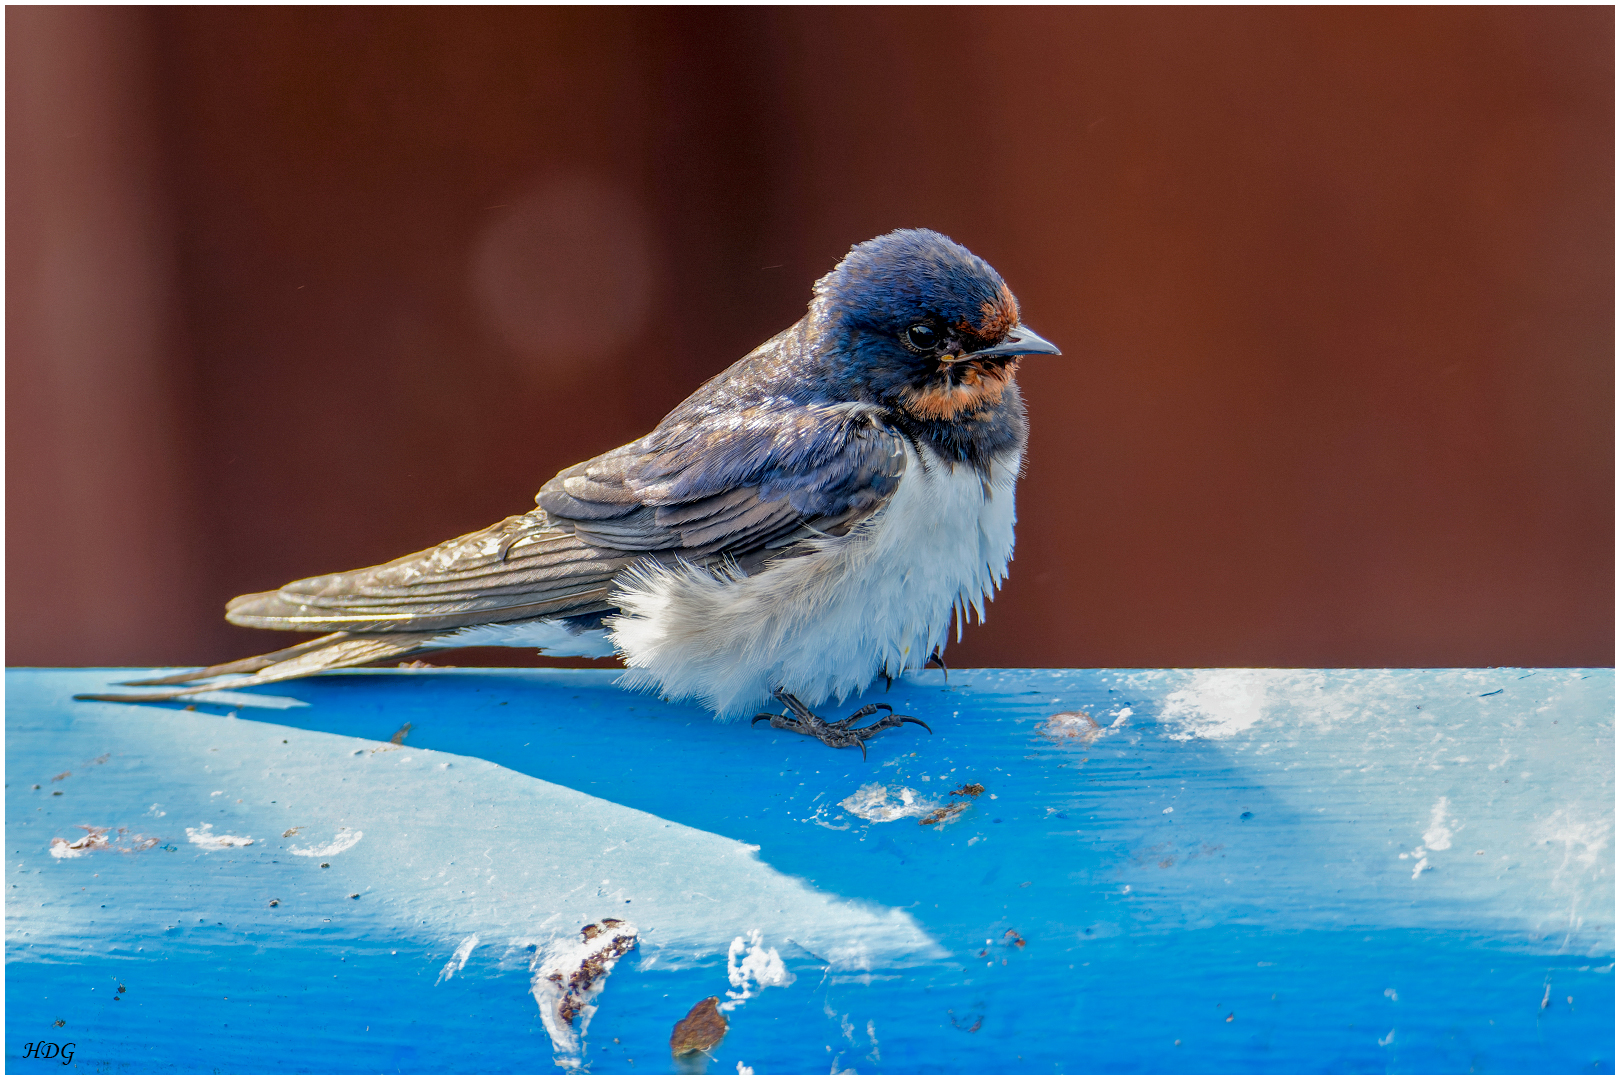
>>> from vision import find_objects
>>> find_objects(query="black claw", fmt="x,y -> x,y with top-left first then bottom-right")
836,703 -> 891,729
847,711 -> 927,736
927,648 -> 949,684
752,692 -> 931,754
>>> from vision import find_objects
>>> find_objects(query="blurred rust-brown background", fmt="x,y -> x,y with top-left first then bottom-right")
8,7 -> 1613,670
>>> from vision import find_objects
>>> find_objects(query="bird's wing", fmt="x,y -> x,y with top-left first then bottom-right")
84,517 -> 634,700
536,399 -> 907,556
73,400 -> 906,704
220,400 -> 904,635
220,514 -> 636,633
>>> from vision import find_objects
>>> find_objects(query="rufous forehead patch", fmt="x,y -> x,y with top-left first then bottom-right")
957,282 -> 1020,342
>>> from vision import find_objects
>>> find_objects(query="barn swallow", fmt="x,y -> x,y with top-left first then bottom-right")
78,228 -> 1062,755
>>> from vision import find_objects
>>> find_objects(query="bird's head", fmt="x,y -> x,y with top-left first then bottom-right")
811,228 -> 1060,421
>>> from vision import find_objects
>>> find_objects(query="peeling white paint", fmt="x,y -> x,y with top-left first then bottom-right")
1537,806 -> 1611,876
531,919 -> 639,1070
721,929 -> 795,1011
1161,671 -> 1271,741
185,823 -> 255,849
288,828 -> 363,858
839,784 -> 937,822
1038,711 -> 1108,744
49,828 -> 109,859
49,826 -> 159,858
436,934 -> 479,984
1424,797 -> 1455,851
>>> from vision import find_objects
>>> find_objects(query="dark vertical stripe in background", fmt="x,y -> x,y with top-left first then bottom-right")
7,7 -> 1613,669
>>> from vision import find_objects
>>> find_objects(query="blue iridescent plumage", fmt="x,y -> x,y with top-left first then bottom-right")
538,228 -> 1035,546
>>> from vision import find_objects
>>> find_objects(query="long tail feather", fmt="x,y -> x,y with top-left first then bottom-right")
117,633 -> 354,686
73,631 -> 442,703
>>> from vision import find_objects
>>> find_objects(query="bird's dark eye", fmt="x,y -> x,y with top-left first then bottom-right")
905,324 -> 939,351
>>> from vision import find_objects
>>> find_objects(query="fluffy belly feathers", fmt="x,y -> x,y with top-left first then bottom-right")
606,444 -> 1020,718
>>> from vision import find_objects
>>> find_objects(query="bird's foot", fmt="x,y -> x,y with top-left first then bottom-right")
752,690 -> 930,758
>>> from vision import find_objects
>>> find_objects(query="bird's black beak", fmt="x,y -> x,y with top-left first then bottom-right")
955,324 -> 1062,362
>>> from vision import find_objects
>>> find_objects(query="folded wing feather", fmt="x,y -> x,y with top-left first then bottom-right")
75,384 -> 908,704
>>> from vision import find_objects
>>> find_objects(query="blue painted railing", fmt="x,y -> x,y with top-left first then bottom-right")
7,667 -> 1613,1073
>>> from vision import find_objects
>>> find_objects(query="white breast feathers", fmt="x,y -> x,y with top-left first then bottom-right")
606,443 -> 1020,719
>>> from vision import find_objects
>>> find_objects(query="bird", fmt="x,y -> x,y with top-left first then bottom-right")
77,228 -> 1062,754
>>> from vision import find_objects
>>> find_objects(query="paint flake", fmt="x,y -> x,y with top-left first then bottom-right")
1039,711 -> 1107,744
185,823 -> 256,850
670,996 -> 728,1055
839,783 -> 937,822
721,929 -> 795,1010
288,828 -> 363,858
531,919 -> 639,1070
436,934 -> 479,984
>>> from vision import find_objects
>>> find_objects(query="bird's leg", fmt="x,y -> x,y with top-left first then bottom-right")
752,689 -> 930,759
926,648 -> 949,685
